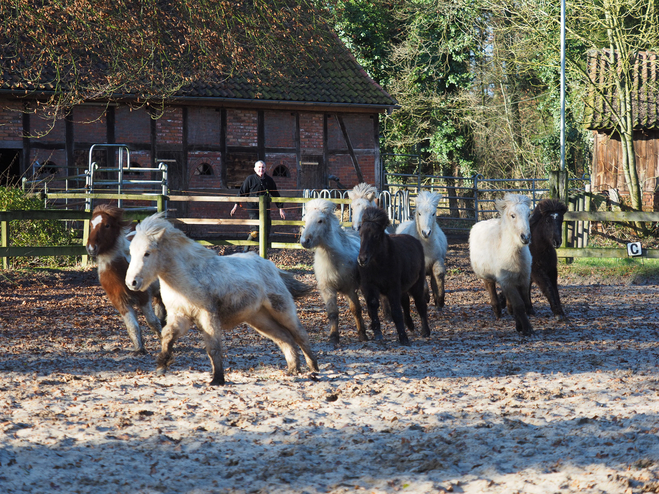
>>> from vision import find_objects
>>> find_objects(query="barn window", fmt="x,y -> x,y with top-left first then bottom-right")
36,160 -> 58,175
272,165 -> 289,178
194,163 -> 214,176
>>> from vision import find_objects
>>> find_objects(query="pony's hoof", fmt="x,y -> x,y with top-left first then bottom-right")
155,367 -> 167,376
398,333 -> 410,346
132,348 -> 146,356
209,377 -> 226,386
357,332 -> 369,342
328,334 -> 340,345
373,332 -> 384,341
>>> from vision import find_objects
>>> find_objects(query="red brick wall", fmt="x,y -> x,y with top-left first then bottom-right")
73,106 -> 106,143
156,107 -> 183,145
265,111 -> 296,148
328,114 -> 375,150
227,109 -> 257,146
115,107 -> 151,144
265,153 -> 298,193
188,107 -> 220,145
189,151 -> 223,189
30,112 -> 66,142
0,102 -> 23,140
299,113 -> 323,152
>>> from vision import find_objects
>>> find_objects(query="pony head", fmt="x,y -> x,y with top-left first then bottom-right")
495,193 -> 532,246
86,204 -> 131,257
357,207 -> 390,267
300,199 -> 339,249
348,182 -> 378,231
414,191 -> 442,239
126,212 -> 169,292
531,199 -> 567,248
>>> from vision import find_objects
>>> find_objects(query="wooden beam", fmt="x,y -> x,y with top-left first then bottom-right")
336,114 -> 364,183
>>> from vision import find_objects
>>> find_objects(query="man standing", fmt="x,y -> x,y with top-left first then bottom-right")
230,160 -> 286,251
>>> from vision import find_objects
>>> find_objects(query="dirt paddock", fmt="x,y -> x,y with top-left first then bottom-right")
1,241 -> 658,494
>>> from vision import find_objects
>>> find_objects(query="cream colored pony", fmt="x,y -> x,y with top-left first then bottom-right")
125,213 -> 319,385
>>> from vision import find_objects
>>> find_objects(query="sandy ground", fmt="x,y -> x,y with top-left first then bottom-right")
1,242 -> 658,494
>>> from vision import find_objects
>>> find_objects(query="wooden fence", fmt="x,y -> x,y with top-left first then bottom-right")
1,192 -> 658,268
1,193 -> 352,268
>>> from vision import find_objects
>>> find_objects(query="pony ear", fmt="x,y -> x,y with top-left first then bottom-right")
365,191 -> 376,202
495,198 -> 507,213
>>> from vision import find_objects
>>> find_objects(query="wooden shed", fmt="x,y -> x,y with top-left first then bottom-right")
586,49 -> 659,210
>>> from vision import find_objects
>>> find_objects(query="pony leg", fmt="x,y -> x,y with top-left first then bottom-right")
533,270 -> 565,320
363,288 -> 383,340
268,303 -> 319,372
246,309 -> 302,375
156,314 -> 192,377
119,307 -> 144,355
152,292 -> 167,327
400,294 -> 415,333
320,288 -> 341,345
483,280 -> 502,319
386,293 -> 410,346
140,300 -> 163,341
195,311 -> 227,386
345,289 -> 368,342
502,286 -> 533,336
431,262 -> 446,309
410,277 -> 431,338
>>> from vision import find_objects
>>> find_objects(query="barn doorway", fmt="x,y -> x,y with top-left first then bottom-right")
299,155 -> 325,190
0,149 -> 21,186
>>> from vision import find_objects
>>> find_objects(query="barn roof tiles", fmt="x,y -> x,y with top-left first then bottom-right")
585,49 -> 659,131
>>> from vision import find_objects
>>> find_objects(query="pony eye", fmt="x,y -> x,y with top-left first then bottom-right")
511,214 -> 516,219
318,219 -> 323,224
144,252 -> 150,257
105,223 -> 110,228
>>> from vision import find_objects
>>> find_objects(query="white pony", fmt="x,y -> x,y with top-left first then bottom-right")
300,199 -> 366,344
395,191 -> 448,310
469,193 -> 534,336
348,182 -> 378,231
125,213 -> 319,385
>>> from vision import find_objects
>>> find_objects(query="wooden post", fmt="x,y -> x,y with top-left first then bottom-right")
549,169 -> 568,202
583,184 -> 591,247
157,194 -> 165,213
81,214 -> 90,267
1,219 -> 8,270
259,195 -> 269,259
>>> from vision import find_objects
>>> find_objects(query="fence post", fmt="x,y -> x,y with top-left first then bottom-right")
1,219 -> 8,270
81,214 -> 90,267
259,195 -> 270,259
473,174 -> 480,223
156,195 -> 165,213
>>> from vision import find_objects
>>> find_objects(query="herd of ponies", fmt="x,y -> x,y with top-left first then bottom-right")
85,185 -> 568,385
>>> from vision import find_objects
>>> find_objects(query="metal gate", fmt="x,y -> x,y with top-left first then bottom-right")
85,144 -> 168,212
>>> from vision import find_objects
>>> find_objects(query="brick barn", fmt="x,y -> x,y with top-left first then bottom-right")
0,3 -> 396,226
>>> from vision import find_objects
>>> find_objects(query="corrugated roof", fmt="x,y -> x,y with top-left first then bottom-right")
0,2 -> 396,110
585,49 -> 659,130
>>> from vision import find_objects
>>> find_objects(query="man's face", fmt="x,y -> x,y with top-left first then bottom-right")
254,162 -> 266,177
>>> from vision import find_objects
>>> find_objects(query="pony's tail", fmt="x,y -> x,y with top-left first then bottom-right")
278,269 -> 314,299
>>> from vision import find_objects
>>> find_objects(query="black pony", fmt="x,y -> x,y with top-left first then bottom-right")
529,198 -> 568,320
357,207 -> 430,345
501,198 -> 568,320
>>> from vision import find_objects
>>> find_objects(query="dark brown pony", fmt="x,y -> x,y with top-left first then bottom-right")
529,198 -> 568,320
357,207 -> 430,346
86,204 -> 165,354
499,198 -> 568,320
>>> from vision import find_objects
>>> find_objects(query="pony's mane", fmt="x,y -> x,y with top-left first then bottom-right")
305,198 -> 339,220
496,193 -> 531,214
530,199 -> 567,227
92,203 -> 131,228
415,191 -> 442,212
136,212 -> 215,256
361,206 -> 390,230
348,182 -> 377,202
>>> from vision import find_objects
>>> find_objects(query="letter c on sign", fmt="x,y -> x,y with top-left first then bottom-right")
627,242 -> 642,257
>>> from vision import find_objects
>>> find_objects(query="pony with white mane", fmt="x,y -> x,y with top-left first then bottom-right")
300,199 -> 366,344
469,193 -> 534,336
125,213 -> 319,385
395,191 -> 448,310
348,182 -> 378,231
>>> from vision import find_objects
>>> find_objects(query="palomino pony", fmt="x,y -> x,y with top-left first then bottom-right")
357,207 -> 430,346
86,204 -> 166,354
469,193 -> 533,336
125,213 -> 319,385
395,191 -> 448,310
348,182 -> 378,232
300,199 -> 366,344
